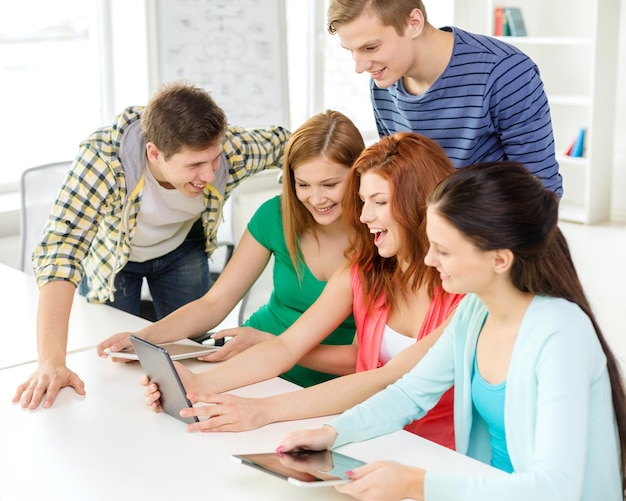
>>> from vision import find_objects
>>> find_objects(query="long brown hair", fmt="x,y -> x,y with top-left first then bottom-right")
342,132 -> 455,312
428,161 -> 626,489
281,110 -> 365,279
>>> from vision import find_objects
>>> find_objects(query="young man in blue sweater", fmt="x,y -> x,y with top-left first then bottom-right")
327,0 -> 562,196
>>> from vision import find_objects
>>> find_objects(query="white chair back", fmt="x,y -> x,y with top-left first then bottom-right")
228,170 -> 282,325
19,161 -> 72,274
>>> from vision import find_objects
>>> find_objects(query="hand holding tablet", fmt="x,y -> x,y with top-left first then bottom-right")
232,450 -> 366,487
129,335 -> 199,425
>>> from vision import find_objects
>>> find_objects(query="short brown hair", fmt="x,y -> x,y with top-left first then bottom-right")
141,81 -> 227,159
327,0 -> 427,36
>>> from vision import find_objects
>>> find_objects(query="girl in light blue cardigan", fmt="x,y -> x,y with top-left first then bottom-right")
278,162 -> 626,500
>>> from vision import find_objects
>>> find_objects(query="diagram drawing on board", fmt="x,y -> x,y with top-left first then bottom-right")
152,0 -> 289,128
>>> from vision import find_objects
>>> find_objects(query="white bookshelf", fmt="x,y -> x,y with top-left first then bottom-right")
454,0 -> 620,223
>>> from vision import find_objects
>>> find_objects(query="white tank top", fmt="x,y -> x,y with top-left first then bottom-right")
379,324 -> 416,365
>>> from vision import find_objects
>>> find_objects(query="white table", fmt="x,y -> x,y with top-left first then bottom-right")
1,263 -> 504,500
1,349 -> 504,501
0,263 -> 152,369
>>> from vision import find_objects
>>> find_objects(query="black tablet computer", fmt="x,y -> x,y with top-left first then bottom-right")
232,450 -> 366,487
129,335 -> 199,425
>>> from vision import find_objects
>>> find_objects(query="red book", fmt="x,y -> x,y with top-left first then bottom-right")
494,7 -> 504,36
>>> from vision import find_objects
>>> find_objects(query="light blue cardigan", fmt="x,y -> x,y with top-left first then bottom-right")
330,294 -> 622,500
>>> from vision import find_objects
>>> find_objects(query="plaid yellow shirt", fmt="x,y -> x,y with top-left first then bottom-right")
33,106 -> 290,302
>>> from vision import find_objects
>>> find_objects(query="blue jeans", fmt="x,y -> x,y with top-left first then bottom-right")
79,219 -> 210,320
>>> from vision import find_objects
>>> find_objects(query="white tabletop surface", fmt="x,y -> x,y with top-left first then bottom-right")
1,350 -> 504,501
1,263 -> 504,500
0,263 -> 152,369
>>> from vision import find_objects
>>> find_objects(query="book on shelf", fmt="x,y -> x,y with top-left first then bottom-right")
565,128 -> 586,158
494,7 -> 526,37
494,7 -> 509,36
504,7 -> 527,36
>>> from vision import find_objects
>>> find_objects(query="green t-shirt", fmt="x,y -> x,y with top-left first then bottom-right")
244,196 -> 356,387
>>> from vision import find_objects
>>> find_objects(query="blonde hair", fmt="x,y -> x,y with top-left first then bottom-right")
327,0 -> 427,36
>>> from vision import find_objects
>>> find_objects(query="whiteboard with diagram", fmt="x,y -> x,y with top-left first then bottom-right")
148,0 -> 290,129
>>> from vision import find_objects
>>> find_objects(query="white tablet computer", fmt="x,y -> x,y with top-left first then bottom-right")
129,335 -> 199,425
231,450 -> 366,487
105,337 -> 218,361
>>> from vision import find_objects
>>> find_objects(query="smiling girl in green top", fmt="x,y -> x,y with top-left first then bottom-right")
98,110 -> 365,387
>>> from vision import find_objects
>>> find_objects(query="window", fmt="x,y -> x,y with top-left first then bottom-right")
285,0 -> 376,143
0,0 -> 102,190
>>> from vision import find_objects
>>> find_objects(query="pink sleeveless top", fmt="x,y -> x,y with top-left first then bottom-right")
350,265 -> 463,450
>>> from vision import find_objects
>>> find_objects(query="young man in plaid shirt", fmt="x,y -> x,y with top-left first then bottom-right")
14,81 -> 290,410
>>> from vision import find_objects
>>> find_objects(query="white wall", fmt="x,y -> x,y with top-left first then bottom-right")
107,0 -> 150,117
611,3 -> 626,221
425,0 -> 455,27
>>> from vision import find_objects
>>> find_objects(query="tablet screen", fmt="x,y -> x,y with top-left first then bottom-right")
232,450 -> 366,487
